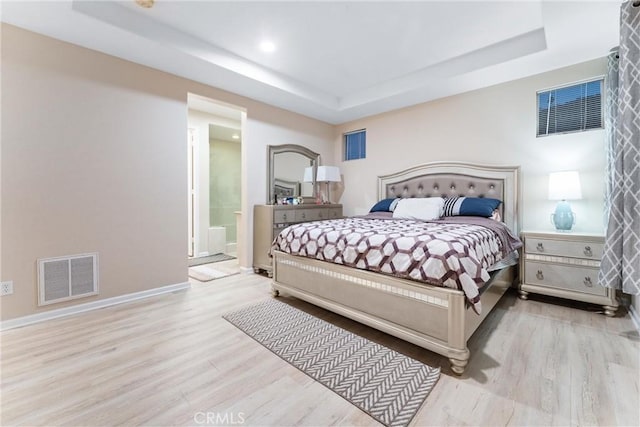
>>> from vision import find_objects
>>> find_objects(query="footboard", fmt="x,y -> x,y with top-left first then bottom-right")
271,250 -> 474,374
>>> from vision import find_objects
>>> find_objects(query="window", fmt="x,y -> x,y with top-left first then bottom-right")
537,78 -> 603,137
344,129 -> 366,161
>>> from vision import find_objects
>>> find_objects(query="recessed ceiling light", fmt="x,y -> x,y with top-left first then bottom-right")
259,40 -> 276,53
135,0 -> 154,8
232,134 -> 240,139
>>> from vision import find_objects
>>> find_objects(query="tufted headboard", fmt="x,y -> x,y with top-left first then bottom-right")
378,162 -> 520,233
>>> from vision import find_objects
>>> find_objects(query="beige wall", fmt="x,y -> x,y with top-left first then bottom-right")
0,24 -> 334,321
334,58 -> 607,235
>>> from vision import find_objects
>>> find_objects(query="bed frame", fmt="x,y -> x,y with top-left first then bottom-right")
271,162 -> 520,375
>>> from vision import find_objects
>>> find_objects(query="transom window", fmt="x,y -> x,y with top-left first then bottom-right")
344,129 -> 366,161
537,78 -> 603,137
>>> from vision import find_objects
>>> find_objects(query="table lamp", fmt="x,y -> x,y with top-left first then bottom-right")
316,166 -> 341,204
548,171 -> 582,231
303,166 -> 314,184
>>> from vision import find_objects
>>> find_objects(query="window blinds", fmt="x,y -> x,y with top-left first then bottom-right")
344,129 -> 366,161
537,79 -> 603,137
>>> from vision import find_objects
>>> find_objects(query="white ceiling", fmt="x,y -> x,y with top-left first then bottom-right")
1,1 -> 622,125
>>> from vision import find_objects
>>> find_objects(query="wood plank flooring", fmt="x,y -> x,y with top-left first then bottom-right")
1,271 -> 638,426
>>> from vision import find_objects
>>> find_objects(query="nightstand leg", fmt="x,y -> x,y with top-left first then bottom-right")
518,289 -> 529,300
449,356 -> 469,375
603,305 -> 617,317
271,286 -> 280,297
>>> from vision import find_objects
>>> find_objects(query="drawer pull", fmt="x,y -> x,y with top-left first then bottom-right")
584,246 -> 593,257
536,270 -> 544,280
536,243 -> 544,252
584,277 -> 593,287
282,213 -> 288,221
301,213 -> 306,219
319,212 -> 324,218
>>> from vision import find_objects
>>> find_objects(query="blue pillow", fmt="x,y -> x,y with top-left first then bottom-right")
369,198 -> 400,213
442,197 -> 501,217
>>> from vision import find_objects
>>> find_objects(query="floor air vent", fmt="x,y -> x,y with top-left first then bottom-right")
38,253 -> 99,306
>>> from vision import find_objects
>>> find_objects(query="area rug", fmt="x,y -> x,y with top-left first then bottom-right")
223,299 -> 440,427
188,253 -> 235,267
188,265 -> 235,282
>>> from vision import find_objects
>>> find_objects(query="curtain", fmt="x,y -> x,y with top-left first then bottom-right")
599,1 -> 640,295
603,48 -> 618,226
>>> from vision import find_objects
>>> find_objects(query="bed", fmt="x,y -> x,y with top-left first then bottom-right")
270,162 -> 521,375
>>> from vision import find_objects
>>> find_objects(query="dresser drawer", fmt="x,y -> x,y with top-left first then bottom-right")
273,210 -> 295,224
314,209 -> 330,220
525,238 -> 603,260
524,261 -> 606,297
296,207 -> 342,221
295,209 -> 315,222
326,207 -> 342,219
273,225 -> 287,238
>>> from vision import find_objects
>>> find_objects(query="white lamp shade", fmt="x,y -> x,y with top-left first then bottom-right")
303,167 -> 314,182
548,171 -> 582,200
317,166 -> 341,182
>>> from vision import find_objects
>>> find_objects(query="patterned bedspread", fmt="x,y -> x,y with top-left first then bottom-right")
272,216 -> 520,313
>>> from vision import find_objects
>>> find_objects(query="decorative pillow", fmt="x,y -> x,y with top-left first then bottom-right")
369,197 -> 400,213
442,197 -> 501,218
392,197 -> 444,221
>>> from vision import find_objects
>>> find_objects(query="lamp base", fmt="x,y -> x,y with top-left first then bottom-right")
551,200 -> 576,231
324,181 -> 331,204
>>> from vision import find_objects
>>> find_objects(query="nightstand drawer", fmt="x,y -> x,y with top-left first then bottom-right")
524,261 -> 606,297
525,238 -> 603,260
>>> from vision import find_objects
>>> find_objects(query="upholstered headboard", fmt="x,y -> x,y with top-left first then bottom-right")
378,162 -> 520,233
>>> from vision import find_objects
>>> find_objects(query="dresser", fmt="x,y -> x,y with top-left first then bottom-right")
253,204 -> 343,276
519,231 -> 617,316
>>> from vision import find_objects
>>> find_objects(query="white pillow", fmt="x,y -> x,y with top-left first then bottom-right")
392,197 -> 444,221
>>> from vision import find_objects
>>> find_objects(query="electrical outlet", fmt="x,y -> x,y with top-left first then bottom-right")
1,281 -> 13,296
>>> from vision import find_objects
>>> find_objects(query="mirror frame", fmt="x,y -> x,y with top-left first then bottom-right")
267,144 -> 320,204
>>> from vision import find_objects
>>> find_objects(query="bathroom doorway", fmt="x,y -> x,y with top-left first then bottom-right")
187,93 -> 242,264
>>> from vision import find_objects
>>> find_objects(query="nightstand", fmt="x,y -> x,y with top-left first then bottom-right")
519,231 -> 618,316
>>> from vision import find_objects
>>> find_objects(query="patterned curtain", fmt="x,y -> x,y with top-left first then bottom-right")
603,48 -> 618,226
599,1 -> 640,295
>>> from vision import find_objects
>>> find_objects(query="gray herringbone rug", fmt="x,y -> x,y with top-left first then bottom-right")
223,299 -> 440,427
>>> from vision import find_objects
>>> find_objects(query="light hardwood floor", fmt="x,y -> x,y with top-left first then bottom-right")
1,270 -> 638,426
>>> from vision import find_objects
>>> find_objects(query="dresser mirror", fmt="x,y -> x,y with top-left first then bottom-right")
268,144 -> 320,204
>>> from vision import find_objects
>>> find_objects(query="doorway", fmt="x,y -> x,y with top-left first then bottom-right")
187,93 -> 243,266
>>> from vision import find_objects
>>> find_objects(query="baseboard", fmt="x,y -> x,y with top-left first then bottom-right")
240,266 -> 254,275
629,303 -> 640,334
0,281 -> 191,331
